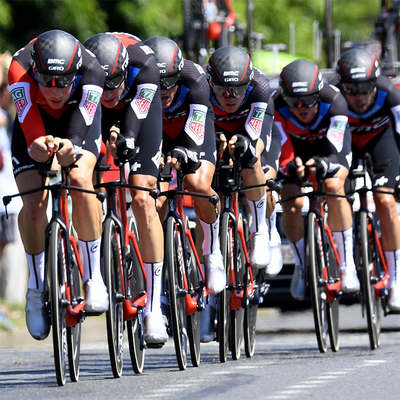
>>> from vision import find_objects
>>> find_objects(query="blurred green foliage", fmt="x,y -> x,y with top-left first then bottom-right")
0,0 -> 381,66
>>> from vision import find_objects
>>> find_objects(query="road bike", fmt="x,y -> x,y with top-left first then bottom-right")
348,153 -> 398,349
280,167 -> 342,353
3,157 -> 104,386
95,154 -> 156,376
212,158 -> 272,361
159,168 -> 219,370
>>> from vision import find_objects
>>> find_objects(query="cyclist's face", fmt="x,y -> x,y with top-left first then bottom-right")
101,81 -> 126,109
343,88 -> 376,113
161,85 -> 179,109
215,94 -> 243,113
38,84 -> 73,110
289,103 -> 319,124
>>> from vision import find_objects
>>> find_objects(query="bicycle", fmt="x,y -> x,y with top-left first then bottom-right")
3,155 -> 104,386
348,153 -> 398,349
94,153 -> 157,376
212,157 -> 273,361
159,168 -> 219,370
279,166 -> 343,353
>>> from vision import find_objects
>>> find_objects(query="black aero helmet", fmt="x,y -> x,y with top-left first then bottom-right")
336,48 -> 379,95
143,36 -> 184,90
83,33 -> 129,90
207,46 -> 253,98
31,29 -> 82,87
279,59 -> 323,108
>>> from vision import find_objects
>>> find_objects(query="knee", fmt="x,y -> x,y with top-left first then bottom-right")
375,193 -> 398,218
22,194 -> 47,221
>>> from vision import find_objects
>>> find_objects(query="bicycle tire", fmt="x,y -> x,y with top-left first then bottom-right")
325,231 -> 340,352
229,228 -> 246,360
185,235 -> 201,367
307,213 -> 328,353
126,217 -> 146,374
67,241 -> 82,382
48,221 -> 68,386
356,211 -> 381,349
218,212 -> 231,363
165,216 -> 188,370
102,218 -> 124,378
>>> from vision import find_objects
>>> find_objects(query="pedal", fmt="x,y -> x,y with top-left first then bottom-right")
146,342 -> 165,349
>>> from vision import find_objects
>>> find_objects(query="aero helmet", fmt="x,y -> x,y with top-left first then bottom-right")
31,29 -> 82,87
143,36 -> 184,90
279,59 -> 323,108
83,33 -> 129,90
336,48 -> 379,95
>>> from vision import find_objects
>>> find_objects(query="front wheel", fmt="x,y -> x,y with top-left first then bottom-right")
165,217 -> 188,370
307,213 -> 328,353
48,222 -> 68,386
102,218 -> 124,378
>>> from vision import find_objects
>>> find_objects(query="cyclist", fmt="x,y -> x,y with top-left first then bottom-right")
275,59 -> 359,301
143,37 -> 226,343
83,32 -> 167,345
206,45 -> 282,276
335,48 -> 400,311
8,29 -> 108,340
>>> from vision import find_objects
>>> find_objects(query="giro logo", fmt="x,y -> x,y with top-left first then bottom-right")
154,264 -> 162,276
257,199 -> 265,208
91,243 -> 99,253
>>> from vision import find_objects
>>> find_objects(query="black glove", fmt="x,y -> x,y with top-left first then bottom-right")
313,156 -> 339,180
167,146 -> 201,174
233,134 -> 257,168
115,133 -> 138,163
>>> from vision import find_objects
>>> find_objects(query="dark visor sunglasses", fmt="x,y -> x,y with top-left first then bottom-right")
159,73 -> 181,90
341,80 -> 376,95
34,70 -> 76,88
282,93 -> 320,109
212,83 -> 250,99
105,72 -> 126,90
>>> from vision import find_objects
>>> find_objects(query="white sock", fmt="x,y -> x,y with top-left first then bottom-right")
200,217 -> 220,256
80,236 -> 102,284
247,193 -> 268,236
333,228 -> 354,271
289,238 -> 304,266
385,249 -> 400,289
144,261 -> 163,316
26,251 -> 45,290
267,208 -> 279,240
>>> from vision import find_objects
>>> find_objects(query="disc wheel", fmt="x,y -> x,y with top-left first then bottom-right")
355,211 -> 381,349
165,216 -> 188,370
185,235 -> 201,367
126,217 -> 146,374
307,213 -> 328,353
218,212 -> 231,363
48,221 -> 68,386
103,219 -> 124,378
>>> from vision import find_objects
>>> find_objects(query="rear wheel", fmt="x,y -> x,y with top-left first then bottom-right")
307,213 -> 328,353
102,219 -> 124,378
48,222 -> 68,386
165,217 -> 187,370
126,218 -> 146,374
356,211 -> 380,349
219,212 -> 231,363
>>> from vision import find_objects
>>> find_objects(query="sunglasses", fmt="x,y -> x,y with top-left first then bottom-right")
159,73 -> 180,90
341,80 -> 376,95
282,93 -> 320,109
34,70 -> 76,88
211,83 -> 250,99
105,72 -> 126,90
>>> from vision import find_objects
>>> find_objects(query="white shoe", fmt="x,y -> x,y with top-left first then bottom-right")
388,285 -> 400,312
25,289 -> 50,341
84,279 -> 109,313
290,264 -> 306,301
341,268 -> 360,293
250,232 -> 271,269
204,252 -> 226,294
265,229 -> 283,277
144,311 -> 168,345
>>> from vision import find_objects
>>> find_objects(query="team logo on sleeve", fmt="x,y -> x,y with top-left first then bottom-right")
248,107 -> 265,135
327,117 -> 347,152
185,104 -> 207,146
189,110 -> 206,138
10,82 -> 31,123
80,84 -> 102,125
84,90 -> 101,119
136,88 -> 155,114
